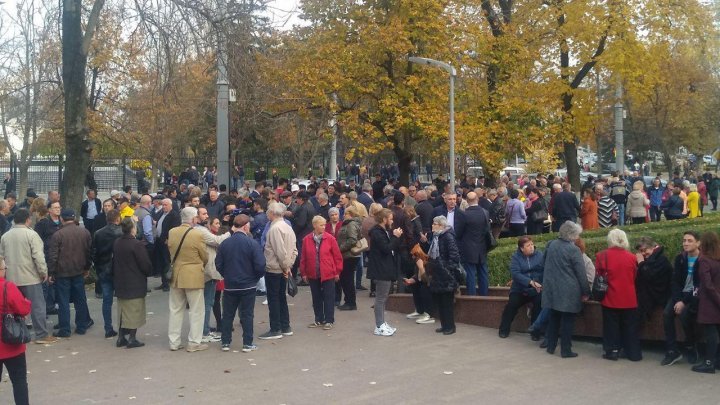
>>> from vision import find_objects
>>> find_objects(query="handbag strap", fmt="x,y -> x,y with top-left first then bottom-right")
171,227 -> 194,265
2,282 -> 7,315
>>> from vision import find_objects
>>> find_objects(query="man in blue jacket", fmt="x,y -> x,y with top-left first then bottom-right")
215,214 -> 266,353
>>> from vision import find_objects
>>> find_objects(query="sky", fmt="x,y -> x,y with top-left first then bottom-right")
264,0 -> 304,30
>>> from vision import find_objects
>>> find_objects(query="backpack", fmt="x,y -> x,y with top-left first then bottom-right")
490,200 -> 506,225
611,182 -> 627,197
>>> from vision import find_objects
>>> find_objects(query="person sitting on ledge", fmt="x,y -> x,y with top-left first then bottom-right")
499,236 -> 544,340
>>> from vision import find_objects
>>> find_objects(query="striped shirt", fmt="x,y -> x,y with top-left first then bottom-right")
597,196 -> 618,228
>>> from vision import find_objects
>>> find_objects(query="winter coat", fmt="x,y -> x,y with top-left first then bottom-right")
92,223 -> 123,279
428,230 -> 460,293
0,224 -> 47,286
687,191 -> 701,218
635,246 -> 673,320
595,247 -> 637,309
648,186 -> 664,207
626,190 -> 649,218
112,235 -> 152,299
541,239 -> 589,313
167,225 -> 208,289
661,195 -> 684,219
48,222 -> 92,278
0,278 -> 30,360
580,197 -> 599,231
299,232 -> 343,282
509,249 -> 544,294
216,231 -> 266,290
697,256 -> 720,324
367,225 -> 400,282
337,217 -> 362,259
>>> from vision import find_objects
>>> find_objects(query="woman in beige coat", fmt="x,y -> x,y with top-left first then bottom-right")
626,181 -> 649,225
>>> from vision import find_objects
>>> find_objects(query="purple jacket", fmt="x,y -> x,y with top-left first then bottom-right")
505,198 -> 527,224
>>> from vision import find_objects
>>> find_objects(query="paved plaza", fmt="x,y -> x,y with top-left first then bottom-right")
1,278 -> 719,404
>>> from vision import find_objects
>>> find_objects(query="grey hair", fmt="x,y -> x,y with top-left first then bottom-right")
607,229 -> 630,250
496,187 -> 507,197
329,207 -> 340,216
180,207 -> 197,224
0,199 -> 7,210
383,185 -> 394,195
558,221 -> 582,241
362,183 -> 372,192
318,193 -> 329,202
432,215 -> 451,230
267,202 -> 286,217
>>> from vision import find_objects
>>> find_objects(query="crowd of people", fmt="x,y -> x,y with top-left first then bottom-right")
0,164 -> 719,404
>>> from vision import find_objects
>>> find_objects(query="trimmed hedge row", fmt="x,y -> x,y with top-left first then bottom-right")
488,213 -> 720,286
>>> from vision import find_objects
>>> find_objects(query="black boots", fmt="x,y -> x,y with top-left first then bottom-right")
116,328 -> 128,347
692,360 -> 716,374
126,329 -> 145,349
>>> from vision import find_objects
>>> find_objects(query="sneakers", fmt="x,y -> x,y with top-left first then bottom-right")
242,344 -> 258,353
201,335 -> 221,343
323,323 -> 334,330
186,343 -> 209,352
373,323 -> 396,336
686,346 -> 699,365
169,344 -> 185,351
660,350 -> 683,366
406,311 -> 422,319
281,327 -> 293,336
692,360 -> 716,374
308,321 -> 324,328
338,304 -> 357,311
258,330 -> 283,340
104,330 -> 118,339
34,335 -> 59,345
221,344 -> 230,352
415,314 -> 435,324
262,299 -> 268,305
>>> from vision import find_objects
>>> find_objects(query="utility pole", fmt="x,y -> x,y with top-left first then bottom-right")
329,94 -> 338,181
215,0 -> 230,187
614,81 -> 624,174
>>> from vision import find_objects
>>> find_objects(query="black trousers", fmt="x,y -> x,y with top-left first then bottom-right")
663,298 -> 697,351
546,310 -> 576,354
340,257 -> 359,306
213,289 -> 222,328
602,307 -> 642,361
309,279 -> 336,324
432,291 -> 455,331
0,352 -> 28,405
508,223 -> 525,237
703,324 -> 720,362
221,289 -> 255,346
411,282 -> 434,315
499,292 -> 542,335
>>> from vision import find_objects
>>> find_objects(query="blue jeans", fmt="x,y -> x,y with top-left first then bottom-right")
463,262 -> 478,296
617,204 -> 626,226
265,273 -> 289,332
99,276 -> 114,333
55,275 -> 92,335
203,280 -> 217,336
530,307 -> 551,331
462,262 -> 489,296
221,289 -> 255,346
309,278 -> 336,324
356,254 -> 365,288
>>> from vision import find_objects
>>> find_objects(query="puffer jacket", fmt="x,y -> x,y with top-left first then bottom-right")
48,222 -> 92,278
337,217 -> 362,259
626,190 -> 649,218
427,230 -> 460,293
509,249 -> 544,294
92,223 -> 123,279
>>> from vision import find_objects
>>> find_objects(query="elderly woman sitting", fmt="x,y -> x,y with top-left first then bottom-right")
427,216 -> 461,335
541,222 -> 590,358
499,236 -> 544,339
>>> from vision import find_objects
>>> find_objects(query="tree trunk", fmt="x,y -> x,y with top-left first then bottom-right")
17,161 -> 29,201
393,145 -> 412,186
61,0 -> 93,212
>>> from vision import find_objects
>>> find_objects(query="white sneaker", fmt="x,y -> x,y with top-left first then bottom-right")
262,299 -> 268,305
416,315 -> 435,324
406,311 -> 422,319
378,323 -> 395,336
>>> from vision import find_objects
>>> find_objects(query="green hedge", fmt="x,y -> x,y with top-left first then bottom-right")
488,213 -> 720,286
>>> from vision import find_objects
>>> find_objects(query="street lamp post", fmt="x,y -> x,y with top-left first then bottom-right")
408,57 -> 456,187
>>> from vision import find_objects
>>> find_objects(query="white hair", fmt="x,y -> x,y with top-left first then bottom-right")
558,221 -> 582,241
607,229 -> 630,250
180,207 -> 197,224
267,202 -> 286,217
432,215 -> 451,230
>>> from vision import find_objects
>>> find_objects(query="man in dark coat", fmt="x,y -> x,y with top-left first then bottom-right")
371,174 -> 386,203
81,189 -> 102,236
154,198 -> 181,291
432,192 -> 466,241
92,209 -> 123,338
459,192 -> 490,296
358,184 -> 374,210
550,183 -> 580,232
414,190 -> 434,234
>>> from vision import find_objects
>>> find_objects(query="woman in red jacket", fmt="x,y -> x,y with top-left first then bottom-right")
693,231 -> 720,373
595,229 -> 642,362
300,216 -> 343,330
0,256 -> 32,405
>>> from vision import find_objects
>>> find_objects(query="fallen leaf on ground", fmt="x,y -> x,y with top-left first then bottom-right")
128,396 -> 136,400
89,370 -> 97,373
144,377 -> 152,380
443,371 -> 453,375
224,370 -> 231,373
71,352 -> 78,355
50,370 -> 58,373
369,382 -> 377,385
58,355 -> 65,359
250,363 -> 257,366
301,369 -> 309,372
323,383 -> 333,387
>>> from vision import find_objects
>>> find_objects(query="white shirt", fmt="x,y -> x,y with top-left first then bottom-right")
86,199 -> 98,219
447,209 -> 455,229
156,212 -> 168,238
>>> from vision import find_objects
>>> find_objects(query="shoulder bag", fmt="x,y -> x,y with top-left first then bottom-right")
1,282 -> 31,345
350,238 -> 369,256
591,252 -> 609,301
168,227 -> 193,280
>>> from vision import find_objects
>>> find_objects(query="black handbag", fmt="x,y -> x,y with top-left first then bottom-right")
1,282 -> 31,345
485,218 -> 498,252
591,252 -> 609,301
287,274 -> 298,297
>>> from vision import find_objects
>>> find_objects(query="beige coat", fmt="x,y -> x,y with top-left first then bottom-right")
168,224 -> 208,289
194,225 -> 230,282
0,224 -> 47,286
349,200 -> 368,218
626,190 -> 649,218
264,220 -> 297,274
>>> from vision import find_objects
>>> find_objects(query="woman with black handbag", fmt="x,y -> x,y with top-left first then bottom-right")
0,256 -> 32,404
427,216 -> 461,335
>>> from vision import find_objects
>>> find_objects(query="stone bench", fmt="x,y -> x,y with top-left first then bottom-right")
387,287 -> 683,341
